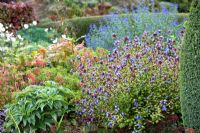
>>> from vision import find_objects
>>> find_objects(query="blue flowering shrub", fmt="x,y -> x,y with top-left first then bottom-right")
76,30 -> 182,132
85,14 -> 135,50
85,3 -> 184,50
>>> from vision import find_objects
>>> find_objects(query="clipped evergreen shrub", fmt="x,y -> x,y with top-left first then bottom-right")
180,0 -> 200,131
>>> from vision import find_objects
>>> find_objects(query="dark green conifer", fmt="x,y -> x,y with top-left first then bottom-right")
180,0 -> 200,131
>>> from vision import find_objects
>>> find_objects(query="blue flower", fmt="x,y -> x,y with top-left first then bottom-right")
112,115 -> 116,121
121,112 -> 125,117
89,101 -> 93,107
160,100 -> 167,105
136,123 -> 141,127
89,109 -> 94,115
82,99 -> 87,104
82,109 -> 86,113
108,122 -> 114,128
164,47 -> 169,55
133,99 -> 139,107
150,76 -> 156,83
94,99 -> 99,105
162,105 -> 167,111
113,77 -> 117,82
116,72 -> 121,78
135,115 -> 142,121
106,112 -> 109,117
115,105 -> 119,112
114,40 -> 120,47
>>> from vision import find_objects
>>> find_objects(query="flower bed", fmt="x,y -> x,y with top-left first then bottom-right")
0,0 -> 194,132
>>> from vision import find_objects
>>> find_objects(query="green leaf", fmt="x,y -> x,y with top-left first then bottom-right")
23,119 -> 27,127
40,104 -> 46,112
47,103 -> 53,109
38,122 -> 46,130
51,112 -> 57,122
36,112 -> 41,119
30,114 -> 36,126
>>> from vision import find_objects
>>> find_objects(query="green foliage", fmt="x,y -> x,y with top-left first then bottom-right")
0,24 -> 24,63
47,1 -> 84,19
4,81 -> 79,132
180,0 -> 200,131
0,65 -> 24,108
0,30 -> 81,107
0,39 -> 21,63
17,26 -> 60,44
160,0 -> 192,12
28,66 -> 80,90
160,2 -> 178,13
0,24 -> 58,63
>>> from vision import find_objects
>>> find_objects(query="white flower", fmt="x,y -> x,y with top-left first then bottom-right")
24,24 -> 29,29
0,33 -> 5,38
44,28 -> 48,32
0,23 -> 5,33
62,34 -> 67,39
0,23 -> 3,27
52,38 -> 58,44
11,37 -> 16,42
0,47 -> 9,52
1,27 -> 5,32
17,35 -> 24,41
66,37 -> 73,41
32,21 -> 37,26
6,33 -> 12,39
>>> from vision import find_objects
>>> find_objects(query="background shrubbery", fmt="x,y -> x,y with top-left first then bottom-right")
160,0 -> 192,12
85,4 -> 185,50
0,2 -> 36,32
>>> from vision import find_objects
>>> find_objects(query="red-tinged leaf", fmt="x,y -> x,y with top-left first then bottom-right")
188,128 -> 195,133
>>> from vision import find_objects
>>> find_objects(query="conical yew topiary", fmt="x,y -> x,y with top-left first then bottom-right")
180,0 -> 200,131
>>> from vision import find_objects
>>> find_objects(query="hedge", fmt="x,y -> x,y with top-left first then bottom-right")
39,13 -> 188,38
180,0 -> 200,131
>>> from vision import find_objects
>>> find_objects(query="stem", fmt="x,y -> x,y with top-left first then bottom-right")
8,110 -> 21,133
56,114 -> 64,131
